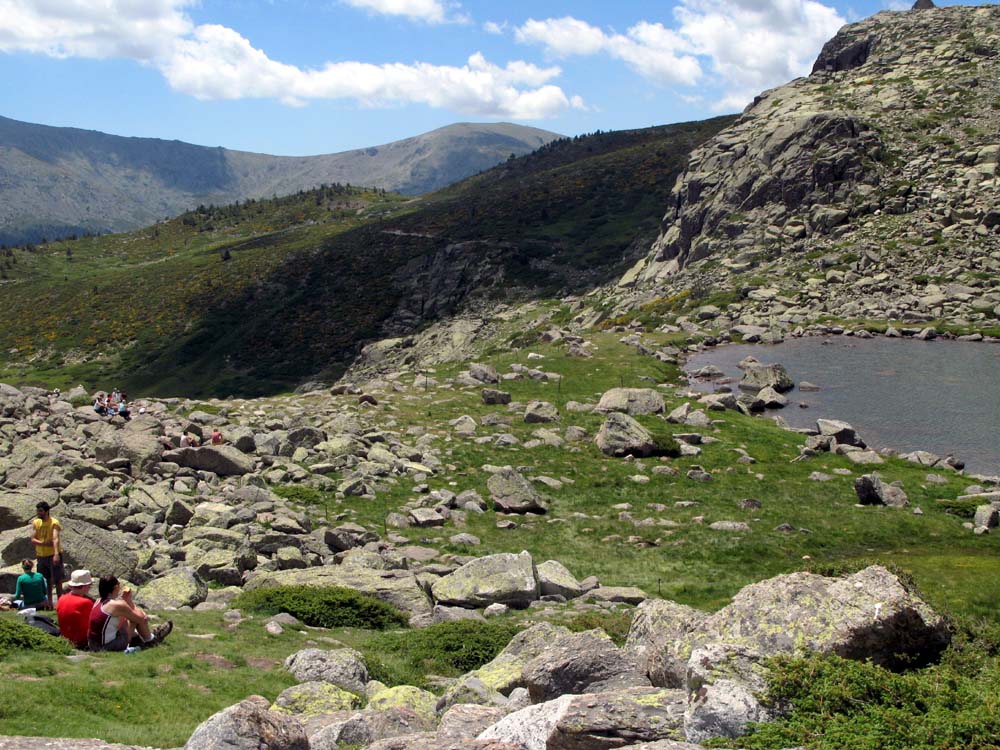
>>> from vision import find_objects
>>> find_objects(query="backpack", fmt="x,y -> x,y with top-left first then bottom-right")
24,614 -> 61,637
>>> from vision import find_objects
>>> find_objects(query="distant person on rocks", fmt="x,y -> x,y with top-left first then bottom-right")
14,559 -> 48,610
117,400 -> 130,421
179,433 -> 200,448
210,428 -> 223,445
31,501 -> 64,607
93,395 -> 107,416
57,569 -> 96,649
89,575 -> 172,651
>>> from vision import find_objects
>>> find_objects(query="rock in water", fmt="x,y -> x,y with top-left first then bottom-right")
184,695 -> 308,750
738,364 -> 793,393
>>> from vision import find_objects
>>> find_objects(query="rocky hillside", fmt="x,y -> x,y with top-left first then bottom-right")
1,319 -> 996,747
0,117 -> 732,397
0,117 -> 559,245
611,4 -> 1000,339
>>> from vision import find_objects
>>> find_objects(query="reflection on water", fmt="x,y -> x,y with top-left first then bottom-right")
686,337 -> 1000,476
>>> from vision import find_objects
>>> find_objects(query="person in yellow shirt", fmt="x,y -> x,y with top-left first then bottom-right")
31,501 -> 64,607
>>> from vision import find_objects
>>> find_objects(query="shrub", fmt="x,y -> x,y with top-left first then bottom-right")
233,586 -> 408,630
709,652 -> 1000,750
564,611 -> 633,646
366,620 -> 521,687
0,616 -> 73,659
645,422 -> 681,458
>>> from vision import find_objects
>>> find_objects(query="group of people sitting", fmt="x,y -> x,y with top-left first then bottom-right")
93,388 -> 130,420
9,501 -> 171,652
14,563 -> 172,652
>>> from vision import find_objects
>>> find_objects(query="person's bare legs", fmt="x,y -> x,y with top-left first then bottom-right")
121,589 -> 152,641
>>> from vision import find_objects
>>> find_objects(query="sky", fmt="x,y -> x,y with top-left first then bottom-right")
0,0 -> 984,155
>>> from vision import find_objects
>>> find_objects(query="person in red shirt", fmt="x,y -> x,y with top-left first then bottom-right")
56,569 -> 96,649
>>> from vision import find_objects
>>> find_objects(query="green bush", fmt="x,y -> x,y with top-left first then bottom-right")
564,611 -> 633,646
0,615 -> 73,659
365,620 -> 521,687
709,652 -> 1000,750
233,586 -> 408,630
645,423 -> 681,458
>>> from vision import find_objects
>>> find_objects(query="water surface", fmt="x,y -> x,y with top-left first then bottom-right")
686,337 -> 1000,476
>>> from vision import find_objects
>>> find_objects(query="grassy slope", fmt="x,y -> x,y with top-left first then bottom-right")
0,321 -> 998,746
0,116 -> 735,398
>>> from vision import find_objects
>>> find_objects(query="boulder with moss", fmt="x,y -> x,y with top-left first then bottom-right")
431,551 -> 539,609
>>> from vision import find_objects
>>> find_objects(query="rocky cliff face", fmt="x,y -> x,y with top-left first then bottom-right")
618,5 -> 1000,330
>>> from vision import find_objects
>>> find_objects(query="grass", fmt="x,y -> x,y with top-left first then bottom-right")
1,299 -> 998,748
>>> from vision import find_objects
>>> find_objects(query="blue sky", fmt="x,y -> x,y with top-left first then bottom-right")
0,0 -> 984,155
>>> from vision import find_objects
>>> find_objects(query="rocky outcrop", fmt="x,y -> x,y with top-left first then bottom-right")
614,6 -> 1000,340
431,551 -> 539,609
629,565 -> 950,688
184,695 -> 308,750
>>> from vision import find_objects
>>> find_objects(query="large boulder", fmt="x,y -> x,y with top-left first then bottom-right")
738,363 -> 793,393
61,518 -> 139,580
245,565 -> 430,620
272,680 -> 360,717
524,401 -> 559,424
184,695 -> 308,750
522,629 -> 651,702
311,707 -> 435,750
682,643 -> 771,743
626,600 -> 707,688
535,560 -> 584,600
854,473 -> 909,507
477,687 -> 687,748
163,446 -> 254,476
816,418 -> 865,447
595,412 -> 658,457
487,469 -> 548,514
432,551 -> 539,609
596,388 -> 666,415
0,489 -> 59,531
440,623 -> 571,706
138,567 -> 208,610
639,566 -> 949,683
285,647 -> 369,693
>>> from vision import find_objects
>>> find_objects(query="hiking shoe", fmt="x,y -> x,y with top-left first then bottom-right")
151,620 -> 173,645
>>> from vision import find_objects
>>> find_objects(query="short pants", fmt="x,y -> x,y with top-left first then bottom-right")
36,556 -> 65,589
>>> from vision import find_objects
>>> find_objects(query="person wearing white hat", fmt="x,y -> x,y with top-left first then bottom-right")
56,569 -> 96,649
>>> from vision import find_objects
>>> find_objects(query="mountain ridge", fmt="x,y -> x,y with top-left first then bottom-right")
0,117 -> 561,245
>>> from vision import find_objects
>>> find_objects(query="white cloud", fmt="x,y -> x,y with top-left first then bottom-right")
675,0 -> 846,107
515,16 -> 702,86
483,20 -> 507,35
0,0 -> 577,118
341,0 -> 462,24
515,0 -> 846,109
0,0 -> 193,59
163,33 -> 571,117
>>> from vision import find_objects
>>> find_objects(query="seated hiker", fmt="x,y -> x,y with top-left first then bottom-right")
56,569 -> 96,649
117,399 -> 130,421
14,559 -> 48,610
93,396 -> 106,416
210,428 -> 223,445
89,575 -> 172,651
